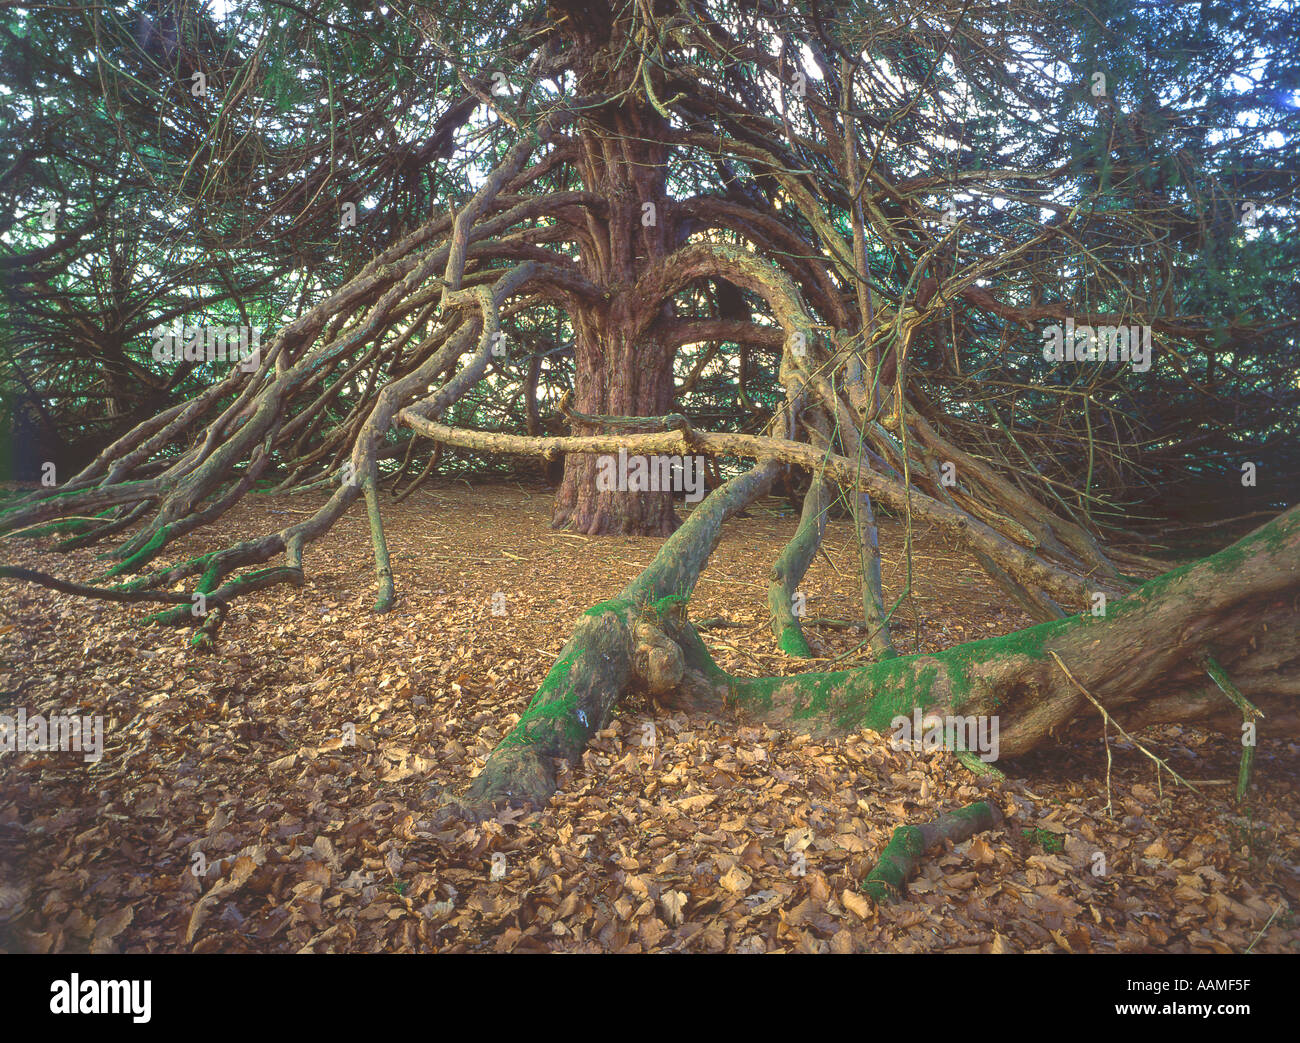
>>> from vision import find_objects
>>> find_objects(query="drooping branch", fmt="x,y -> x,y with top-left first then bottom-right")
431,435 -> 1296,820
454,458 -> 784,812
397,416 -> 1117,608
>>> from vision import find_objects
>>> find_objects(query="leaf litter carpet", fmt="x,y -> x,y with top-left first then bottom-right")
1,481 -> 1297,952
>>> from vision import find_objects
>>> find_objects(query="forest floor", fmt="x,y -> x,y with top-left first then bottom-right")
1,479 -> 1297,953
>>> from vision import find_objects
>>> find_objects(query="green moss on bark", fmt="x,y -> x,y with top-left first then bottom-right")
777,624 -> 813,657
861,825 -> 925,902
103,524 -> 171,577
496,649 -> 583,749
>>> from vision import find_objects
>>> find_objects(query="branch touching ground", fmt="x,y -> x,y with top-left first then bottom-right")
861,801 -> 1004,903
453,500 -> 1299,819
453,459 -> 782,814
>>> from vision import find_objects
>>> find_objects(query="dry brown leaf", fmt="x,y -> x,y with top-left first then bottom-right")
841,889 -> 874,920
660,890 -> 687,926
719,866 -> 752,894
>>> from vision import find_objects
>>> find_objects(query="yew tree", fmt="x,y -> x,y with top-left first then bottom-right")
2,0 -> 1297,817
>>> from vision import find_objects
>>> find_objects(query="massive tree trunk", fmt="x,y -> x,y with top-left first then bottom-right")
549,18 -> 680,536
552,309 -> 678,535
